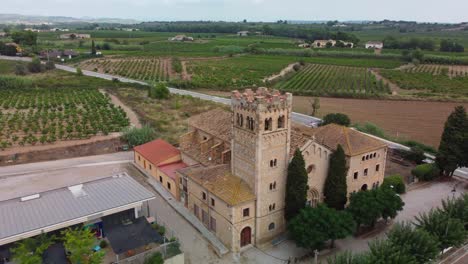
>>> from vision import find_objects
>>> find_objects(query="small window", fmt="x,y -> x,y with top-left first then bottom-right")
362,156 -> 365,161
366,155 -> 369,160
353,172 -> 358,180
138,155 -> 141,161
159,176 -> 163,183
307,164 -> 315,174
243,208 -> 250,217
149,164 -> 152,170
364,168 -> 368,176
211,198 -> 215,207
268,222 -> 275,230
269,203 -> 276,211
373,153 -> 377,158
376,164 -> 380,172
210,217 -> 216,232
278,115 -> 285,129
194,204 -> 199,218
274,159 -> 277,167
202,192 -> 207,200
270,160 -> 274,167
167,182 -> 171,190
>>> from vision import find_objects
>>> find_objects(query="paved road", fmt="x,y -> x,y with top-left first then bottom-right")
2,55 -> 467,178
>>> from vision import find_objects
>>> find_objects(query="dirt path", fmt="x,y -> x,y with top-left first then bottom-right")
100,89 -> 142,128
263,62 -> 299,83
370,69 -> 403,95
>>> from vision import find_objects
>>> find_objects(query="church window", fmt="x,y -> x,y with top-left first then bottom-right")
307,164 -> 315,174
268,222 -> 275,230
278,115 -> 285,128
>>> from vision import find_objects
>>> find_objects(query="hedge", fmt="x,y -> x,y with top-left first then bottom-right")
381,174 -> 406,194
411,163 -> 440,181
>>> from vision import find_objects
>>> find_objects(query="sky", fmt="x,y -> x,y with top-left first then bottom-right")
2,0 -> 468,23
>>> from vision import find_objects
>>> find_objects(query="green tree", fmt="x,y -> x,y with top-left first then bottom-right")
11,234 -> 54,264
376,188 -> 404,222
347,189 -> 382,229
367,239 -> 418,264
122,125 -> 156,147
285,149 -> 309,220
414,209 -> 466,250
76,67 -> 83,76
324,144 -> 348,210
62,227 -> 105,264
310,97 -> 320,116
322,113 -> 351,127
27,57 -> 43,73
11,31 -> 37,46
148,83 -> 170,99
436,106 -> 468,177
411,163 -> 440,181
91,40 -> 96,55
387,222 -> 439,264
327,251 -> 370,264
439,193 -> 468,230
15,63 -> 28,75
288,205 -> 355,250
381,174 -> 406,194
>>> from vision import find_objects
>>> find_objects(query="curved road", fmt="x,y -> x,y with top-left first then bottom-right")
1,55 -> 467,178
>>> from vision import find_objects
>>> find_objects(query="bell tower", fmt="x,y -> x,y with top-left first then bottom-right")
231,88 -> 292,244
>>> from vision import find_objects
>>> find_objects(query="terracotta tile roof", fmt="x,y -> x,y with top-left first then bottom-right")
290,125 -> 310,157
188,109 -> 232,143
302,124 -> 387,156
179,164 -> 255,206
134,139 -> 180,165
159,161 -> 188,180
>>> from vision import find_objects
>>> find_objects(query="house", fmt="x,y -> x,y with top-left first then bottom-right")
0,32 -> 6,37
312,39 -> 336,48
237,31 -> 249,37
366,41 -> 384,49
63,49 -> 79,58
339,41 -> 354,48
134,139 -> 188,199
172,87 -> 387,252
39,50 -> 79,60
0,171 -> 155,246
169,35 -> 194,42
59,33 -> 91,39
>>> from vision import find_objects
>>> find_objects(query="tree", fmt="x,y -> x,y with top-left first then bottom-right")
285,149 -> 309,220
327,251 -> 370,264
11,31 -> 37,46
27,57 -> 43,73
376,188 -> 404,222
387,223 -> 439,264
367,239 -> 418,264
310,97 -> 320,116
91,39 -> 96,55
404,146 -> 426,164
322,113 -> 351,127
288,205 -> 355,250
381,174 -> 406,194
76,67 -> 83,76
62,227 -> 105,264
324,144 -> 348,210
439,193 -> 468,230
414,209 -> 466,250
148,83 -> 170,99
122,125 -> 155,147
411,163 -> 440,181
45,60 -> 55,70
15,63 -> 28,75
436,106 -> 468,177
347,189 -> 382,229
11,234 -> 54,264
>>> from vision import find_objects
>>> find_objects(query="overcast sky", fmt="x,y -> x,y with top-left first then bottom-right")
3,0 -> 468,23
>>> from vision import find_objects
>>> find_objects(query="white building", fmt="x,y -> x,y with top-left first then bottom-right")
366,41 -> 384,49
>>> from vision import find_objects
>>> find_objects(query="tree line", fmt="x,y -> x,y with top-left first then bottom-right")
384,35 -> 465,52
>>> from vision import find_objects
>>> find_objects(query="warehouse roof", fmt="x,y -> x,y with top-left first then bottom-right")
0,173 -> 155,245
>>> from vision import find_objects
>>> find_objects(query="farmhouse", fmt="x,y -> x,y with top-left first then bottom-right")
0,32 -> 6,37
312,39 -> 336,48
59,33 -> 91,39
134,88 -> 387,252
366,41 -> 384,49
0,170 -> 155,246
169,35 -> 194,41
237,31 -> 250,37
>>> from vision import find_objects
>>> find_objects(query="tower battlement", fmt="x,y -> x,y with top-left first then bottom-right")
231,87 -> 292,112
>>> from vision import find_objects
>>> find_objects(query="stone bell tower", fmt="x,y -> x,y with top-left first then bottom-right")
231,87 -> 293,244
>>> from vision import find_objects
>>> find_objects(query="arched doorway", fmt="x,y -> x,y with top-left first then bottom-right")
307,188 -> 320,207
361,184 -> 368,191
240,227 -> 251,247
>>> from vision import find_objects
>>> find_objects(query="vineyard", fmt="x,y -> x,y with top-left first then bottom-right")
403,64 -> 468,78
0,87 -> 129,150
79,57 -> 172,82
275,64 -> 391,96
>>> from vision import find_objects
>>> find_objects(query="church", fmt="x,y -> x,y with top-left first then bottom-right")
134,88 -> 387,252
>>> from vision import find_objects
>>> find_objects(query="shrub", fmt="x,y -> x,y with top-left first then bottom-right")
14,63 -> 28,75
76,67 -> 83,76
157,225 -> 166,236
99,240 -> 108,248
144,252 -> 163,264
27,57 -> 43,73
382,174 -> 406,194
411,163 -> 440,181
122,125 -> 155,147
403,146 -> 426,164
148,83 -> 170,99
45,61 -> 55,70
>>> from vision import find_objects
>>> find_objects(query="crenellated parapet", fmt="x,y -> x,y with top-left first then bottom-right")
231,87 -> 292,112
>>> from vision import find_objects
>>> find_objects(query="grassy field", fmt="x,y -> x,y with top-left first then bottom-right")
275,64 -> 390,97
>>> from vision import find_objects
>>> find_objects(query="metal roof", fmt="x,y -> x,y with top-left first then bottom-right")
0,173 -> 155,245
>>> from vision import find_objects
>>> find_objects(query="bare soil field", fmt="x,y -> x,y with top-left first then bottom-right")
197,90 -> 468,147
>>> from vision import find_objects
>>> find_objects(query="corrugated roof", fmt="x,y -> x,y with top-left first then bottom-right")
159,161 -> 188,180
179,165 -> 255,206
0,173 -> 155,244
134,139 -> 180,166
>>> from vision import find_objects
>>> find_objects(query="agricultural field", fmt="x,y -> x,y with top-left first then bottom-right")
0,86 -> 129,150
403,64 -> 468,78
79,57 -> 172,81
275,64 -> 391,97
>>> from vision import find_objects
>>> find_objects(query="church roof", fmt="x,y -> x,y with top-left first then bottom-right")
178,164 -> 255,206
301,124 -> 387,156
188,108 -> 232,143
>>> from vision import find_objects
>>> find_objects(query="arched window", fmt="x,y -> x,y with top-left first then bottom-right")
273,159 -> 277,166
362,156 -> 365,161
264,118 -> 272,131
361,184 -> 368,191
307,164 -> 315,174
270,160 -> 274,167
373,153 -> 377,158
240,114 -> 244,127
366,155 -> 369,160
268,222 -> 275,230
277,115 -> 285,128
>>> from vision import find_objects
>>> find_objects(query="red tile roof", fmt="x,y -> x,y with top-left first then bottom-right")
159,161 -> 188,180
134,139 -> 180,166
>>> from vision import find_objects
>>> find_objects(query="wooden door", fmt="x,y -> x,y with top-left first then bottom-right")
240,227 -> 251,247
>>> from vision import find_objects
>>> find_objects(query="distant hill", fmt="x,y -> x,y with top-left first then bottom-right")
0,14 -> 139,25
